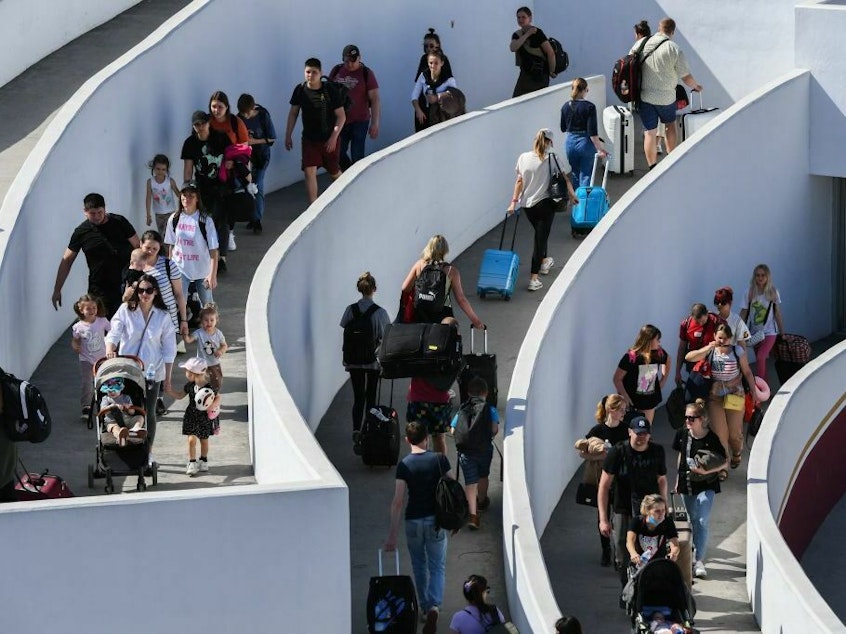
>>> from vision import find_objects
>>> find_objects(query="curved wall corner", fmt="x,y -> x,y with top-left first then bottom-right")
502,70 -> 835,631
747,342 -> 846,633
0,0 -> 142,88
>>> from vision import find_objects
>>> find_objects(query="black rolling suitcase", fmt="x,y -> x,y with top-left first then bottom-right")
458,327 -> 498,407
367,549 -> 419,633
360,380 -> 400,467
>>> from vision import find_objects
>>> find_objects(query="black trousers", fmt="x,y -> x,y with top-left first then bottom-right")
349,369 -> 380,431
524,198 -> 556,274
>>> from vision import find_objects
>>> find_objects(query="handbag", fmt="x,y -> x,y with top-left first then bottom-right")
747,329 -> 766,347
547,153 -> 570,205
724,393 -> 745,411
665,386 -> 686,430
575,482 -> 599,507
684,352 -> 713,402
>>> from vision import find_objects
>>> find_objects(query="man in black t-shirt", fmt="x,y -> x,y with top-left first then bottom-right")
52,193 -> 139,318
598,415 -> 668,571
181,110 -> 232,270
285,57 -> 346,204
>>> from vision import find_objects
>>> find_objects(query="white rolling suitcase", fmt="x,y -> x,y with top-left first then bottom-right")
602,105 -> 635,176
680,91 -> 719,141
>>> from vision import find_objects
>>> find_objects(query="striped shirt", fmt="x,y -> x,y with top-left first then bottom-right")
149,256 -> 181,328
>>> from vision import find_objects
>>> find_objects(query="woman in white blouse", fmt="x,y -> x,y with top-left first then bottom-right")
106,274 -> 176,455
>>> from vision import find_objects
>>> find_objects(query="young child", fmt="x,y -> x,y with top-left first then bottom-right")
145,153 -> 181,236
122,248 -> 149,290
183,303 -> 227,391
450,377 -> 498,530
648,610 -> 686,634
99,377 -> 146,446
168,357 -> 220,476
71,294 -> 110,417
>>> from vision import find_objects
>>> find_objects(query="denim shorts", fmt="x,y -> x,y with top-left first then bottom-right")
458,448 -> 493,485
638,101 -> 677,131
406,401 -> 452,435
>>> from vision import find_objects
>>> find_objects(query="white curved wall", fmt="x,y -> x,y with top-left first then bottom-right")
0,0 -> 142,88
502,70 -> 835,632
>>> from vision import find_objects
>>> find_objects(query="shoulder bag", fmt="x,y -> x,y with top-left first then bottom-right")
547,153 -> 570,210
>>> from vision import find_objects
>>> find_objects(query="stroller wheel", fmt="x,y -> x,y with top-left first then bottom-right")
87,464 -> 94,489
151,462 -> 159,486
136,477 -> 147,492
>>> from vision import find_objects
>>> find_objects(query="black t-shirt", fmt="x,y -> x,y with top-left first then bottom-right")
239,105 -> 275,168
180,129 -> 231,204
513,27 -> 549,72
603,441 -> 667,515
627,515 -> 678,559
585,422 -> 629,446
617,348 -> 668,411
396,451 -> 450,520
672,428 -> 726,495
67,213 -> 136,300
290,82 -> 344,142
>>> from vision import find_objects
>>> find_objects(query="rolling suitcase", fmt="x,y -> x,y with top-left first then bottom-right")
477,212 -> 520,300
570,153 -> 610,237
367,549 -> 419,633
360,380 -> 400,467
14,460 -> 75,501
602,105 -> 634,176
680,91 -> 719,141
378,323 -> 464,380
670,492 -> 693,589
458,327 -> 498,408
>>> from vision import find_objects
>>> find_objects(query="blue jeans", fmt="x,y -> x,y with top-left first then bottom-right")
565,133 -> 595,188
683,490 -> 715,561
182,273 -> 214,306
252,163 -> 268,221
339,120 -> 370,169
404,515 -> 447,612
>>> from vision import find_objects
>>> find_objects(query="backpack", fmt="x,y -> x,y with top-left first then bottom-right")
171,210 -> 209,246
435,475 -> 469,531
464,607 -> 520,633
453,397 -> 493,453
343,304 -> 379,365
611,36 -> 668,104
0,367 -> 51,443
413,262 -> 448,323
548,38 -> 569,74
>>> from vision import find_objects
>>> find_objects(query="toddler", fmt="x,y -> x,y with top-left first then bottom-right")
649,611 -> 686,634
71,294 -> 110,416
99,377 -> 146,446
183,303 -> 227,391
145,153 -> 181,236
168,357 -> 220,476
123,248 -> 149,290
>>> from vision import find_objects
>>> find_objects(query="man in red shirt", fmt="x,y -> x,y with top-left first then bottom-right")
329,44 -> 381,170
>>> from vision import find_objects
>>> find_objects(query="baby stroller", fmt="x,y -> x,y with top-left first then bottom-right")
623,558 -> 697,633
87,356 -> 158,493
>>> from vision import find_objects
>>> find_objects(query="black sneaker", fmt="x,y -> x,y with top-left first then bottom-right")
601,548 -> 612,567
155,398 -> 167,416
245,221 -> 255,230
218,258 -> 227,273
352,430 -> 363,455
253,221 -> 263,234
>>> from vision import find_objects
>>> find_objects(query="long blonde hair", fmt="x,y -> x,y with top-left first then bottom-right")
595,394 -> 626,423
532,129 -> 552,161
748,263 -> 778,302
422,234 -> 449,262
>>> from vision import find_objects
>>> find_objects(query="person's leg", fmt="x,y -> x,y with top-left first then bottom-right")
460,453 -> 480,516
303,166 -> 319,203
641,408 -> 656,423
323,143 -> 343,183
349,120 -> 370,164
364,370 -> 380,416
565,135 -> 581,188
664,119 -> 678,153
707,397 -> 729,455
638,102 -> 660,167
404,518 -> 429,611
477,476 -> 490,507
194,278 -> 214,306
155,214 -> 169,238
338,124 -> 353,171
199,437 -> 210,468
687,490 -> 715,562
577,139 -> 596,188
423,516 -> 448,612
207,196 -> 228,261
726,408 -> 744,465
187,435 -> 197,460
145,379 -> 160,450
80,360 -> 94,411
430,433 -> 447,455
252,164 -> 268,224
613,511 -> 631,572
349,369 -> 366,432
755,335 -> 777,381
523,206 -> 542,276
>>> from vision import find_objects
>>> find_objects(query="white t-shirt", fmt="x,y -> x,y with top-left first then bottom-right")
164,211 -> 219,281
516,150 -> 571,208
746,290 -> 781,336
726,311 -> 750,345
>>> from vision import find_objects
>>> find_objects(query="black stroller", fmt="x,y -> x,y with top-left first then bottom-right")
86,356 -> 158,493
623,558 -> 697,633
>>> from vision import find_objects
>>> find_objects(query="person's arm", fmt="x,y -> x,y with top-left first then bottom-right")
660,351 -> 672,389
449,267 -> 484,329
626,530 -> 640,564
667,536 -> 680,561
612,367 -> 632,407
215,336 -> 228,358
401,261 -> 420,294
52,248 -> 78,310
128,233 -> 140,249
774,302 -> 785,334
597,470 -> 614,536
170,178 -> 182,206
70,329 -> 81,354
675,339 -> 686,384
284,105 -> 300,151
411,75 -> 427,123
183,159 -> 194,184
507,173 -> 523,214
384,479 -> 407,551
206,248 -> 218,290
368,88 -> 381,138
739,352 -> 758,392
145,179 -> 153,226
739,291 -> 750,324
540,39 -> 556,77
183,328 -> 198,344
658,474 -> 668,503
681,73 -> 702,93
509,27 -> 536,52
170,275 -> 189,337
685,340 -> 715,363
105,312 -> 124,358
325,107 -> 345,153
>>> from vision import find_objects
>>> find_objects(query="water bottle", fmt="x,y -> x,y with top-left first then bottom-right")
640,547 -> 654,565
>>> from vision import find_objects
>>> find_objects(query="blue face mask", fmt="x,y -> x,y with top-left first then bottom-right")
646,514 -> 662,526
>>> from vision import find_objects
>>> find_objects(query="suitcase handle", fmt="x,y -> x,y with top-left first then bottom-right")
589,153 -> 610,190
378,548 -> 400,576
376,378 -> 394,408
498,211 -> 520,252
690,89 -> 704,111
469,325 -> 488,355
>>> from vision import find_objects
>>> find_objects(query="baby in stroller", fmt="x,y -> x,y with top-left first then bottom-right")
100,377 -> 146,446
647,609 -> 685,633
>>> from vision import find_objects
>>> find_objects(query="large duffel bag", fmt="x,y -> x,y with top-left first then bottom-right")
774,333 -> 811,364
378,322 -> 463,380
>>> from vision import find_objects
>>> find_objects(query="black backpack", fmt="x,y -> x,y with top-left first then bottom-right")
453,397 -> 492,453
413,262 -> 448,323
611,36 -> 668,104
0,367 -> 51,443
328,64 -> 372,107
171,210 -> 209,246
435,475 -> 469,531
548,38 -> 569,74
343,304 -> 379,365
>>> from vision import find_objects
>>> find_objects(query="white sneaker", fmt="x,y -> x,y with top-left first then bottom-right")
228,232 -> 237,251
198,459 -> 209,472
539,257 -> 554,275
528,279 -> 543,291
186,460 -> 199,476
176,340 -> 186,354
693,560 -> 707,579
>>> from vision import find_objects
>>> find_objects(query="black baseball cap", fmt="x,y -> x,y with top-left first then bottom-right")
342,44 -> 360,59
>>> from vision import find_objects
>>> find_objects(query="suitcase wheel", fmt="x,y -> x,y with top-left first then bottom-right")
136,476 -> 147,492
504,295 -> 511,302
479,292 -> 486,299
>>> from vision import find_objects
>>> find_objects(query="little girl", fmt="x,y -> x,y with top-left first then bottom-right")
71,294 -> 110,417
145,153 -> 181,236
169,357 -> 220,476
183,303 -> 227,391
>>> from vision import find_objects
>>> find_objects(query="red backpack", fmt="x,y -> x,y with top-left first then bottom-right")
611,36 -> 668,104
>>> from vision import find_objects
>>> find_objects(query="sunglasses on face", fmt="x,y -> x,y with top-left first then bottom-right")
137,286 -> 156,295
685,415 -> 701,422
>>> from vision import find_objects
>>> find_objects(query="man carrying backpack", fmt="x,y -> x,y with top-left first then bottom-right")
285,57 -> 346,204
451,377 -> 498,530
328,45 -> 381,170
385,421 -> 454,634
634,17 -> 703,169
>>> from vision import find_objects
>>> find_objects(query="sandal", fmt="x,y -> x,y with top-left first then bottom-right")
718,469 -> 729,482
730,453 -> 743,469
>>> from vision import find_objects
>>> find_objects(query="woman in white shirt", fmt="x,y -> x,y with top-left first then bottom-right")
506,129 -> 577,291
713,286 -> 750,347
739,264 -> 785,383
106,274 -> 176,454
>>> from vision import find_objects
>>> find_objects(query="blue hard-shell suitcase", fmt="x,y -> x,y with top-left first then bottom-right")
477,212 -> 520,300
571,153 -> 610,237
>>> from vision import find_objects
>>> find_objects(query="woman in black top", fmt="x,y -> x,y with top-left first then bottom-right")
510,6 -> 556,97
626,494 -> 680,566
415,28 -> 453,80
672,399 -> 727,580
560,78 -> 607,187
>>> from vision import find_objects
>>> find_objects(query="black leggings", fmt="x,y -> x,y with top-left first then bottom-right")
349,369 -> 380,431
524,198 -> 556,274
145,379 -> 161,448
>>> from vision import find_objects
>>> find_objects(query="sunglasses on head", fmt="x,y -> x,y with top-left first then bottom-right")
137,286 -> 155,295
